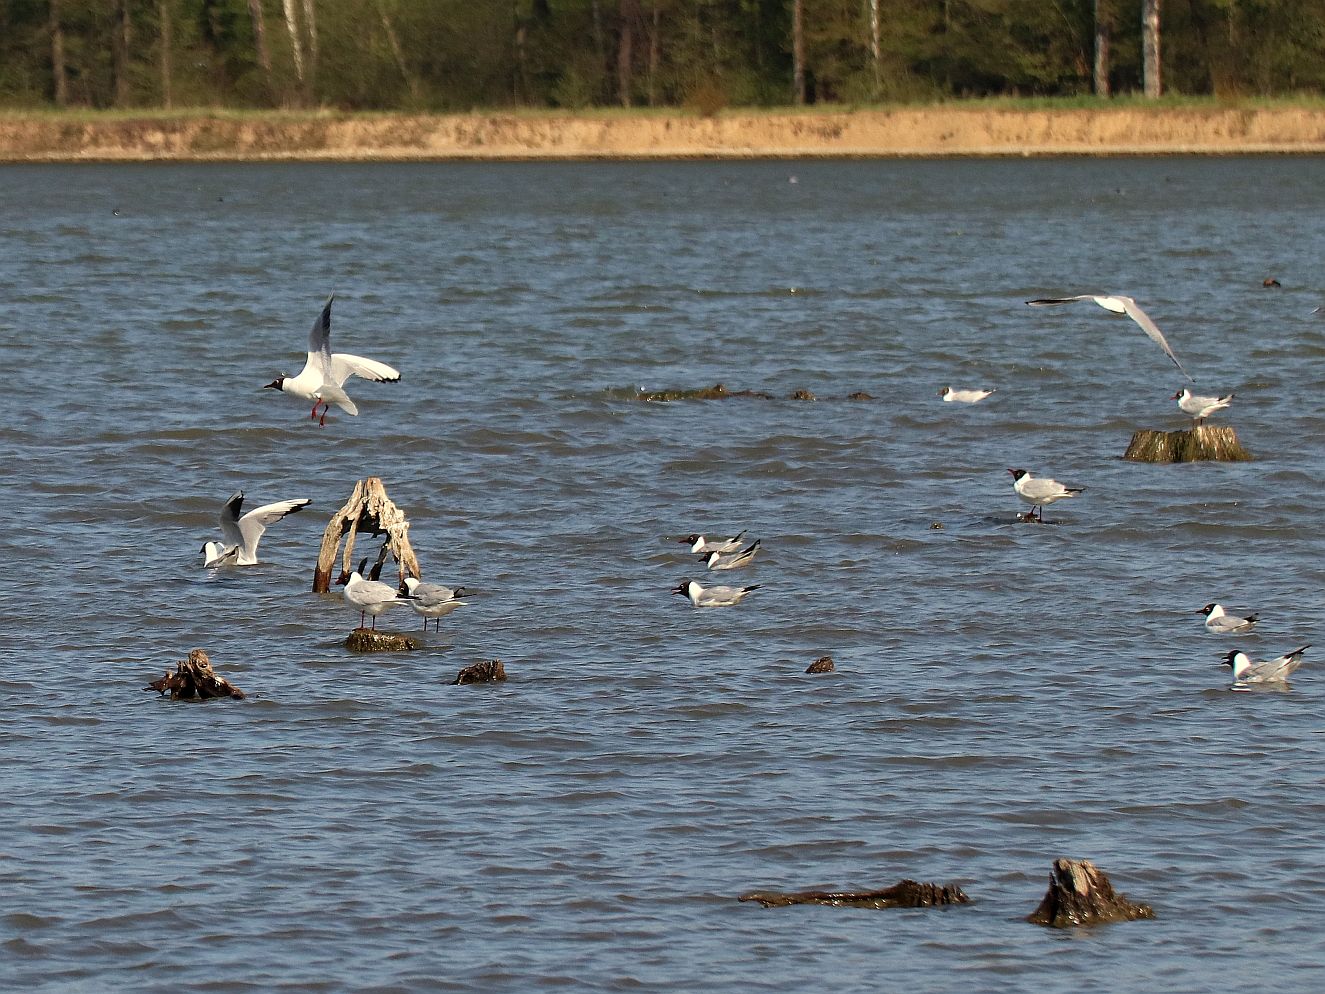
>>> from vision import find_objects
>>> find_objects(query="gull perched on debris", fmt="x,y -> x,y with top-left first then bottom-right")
1008,468 -> 1084,522
401,577 -> 468,632
338,557 -> 416,629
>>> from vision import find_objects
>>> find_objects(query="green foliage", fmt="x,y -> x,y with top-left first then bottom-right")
6,0 -> 1325,109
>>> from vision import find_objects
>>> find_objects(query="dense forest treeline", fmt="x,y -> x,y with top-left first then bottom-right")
2,1 -> 1324,112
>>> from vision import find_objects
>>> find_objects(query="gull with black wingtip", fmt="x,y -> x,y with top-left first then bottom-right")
201,490 -> 310,567
264,296 -> 401,426
1008,468 -> 1084,523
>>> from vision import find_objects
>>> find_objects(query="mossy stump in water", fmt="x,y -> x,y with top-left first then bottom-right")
1026,859 -> 1154,927
1124,425 -> 1251,463
345,628 -> 421,652
739,879 -> 969,910
145,649 -> 246,701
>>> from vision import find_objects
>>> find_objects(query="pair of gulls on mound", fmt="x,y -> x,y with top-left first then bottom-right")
337,558 -> 467,631
673,531 -> 762,607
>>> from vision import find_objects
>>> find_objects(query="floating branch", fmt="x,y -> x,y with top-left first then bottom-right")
1124,425 -> 1252,463
144,649 -> 245,701
452,659 -> 508,684
313,476 -> 420,593
1026,858 -> 1154,927
739,879 -> 969,909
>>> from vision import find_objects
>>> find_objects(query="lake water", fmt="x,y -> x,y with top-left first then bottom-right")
3,157 -> 1325,992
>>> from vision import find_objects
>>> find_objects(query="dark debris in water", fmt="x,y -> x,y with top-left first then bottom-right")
630,383 -> 875,402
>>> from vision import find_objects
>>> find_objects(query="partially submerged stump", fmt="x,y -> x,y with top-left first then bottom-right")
805,656 -> 835,674
1124,425 -> 1252,463
313,476 -> 421,593
739,879 -> 969,910
452,659 -> 507,684
345,628 -> 421,652
145,649 -> 245,701
1026,859 -> 1154,927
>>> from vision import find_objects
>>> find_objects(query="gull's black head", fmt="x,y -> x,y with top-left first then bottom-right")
264,377 -> 285,391
1197,603 -> 1217,616
1008,468 -> 1028,481
673,579 -> 693,596
1219,650 -> 1239,668
679,534 -> 702,545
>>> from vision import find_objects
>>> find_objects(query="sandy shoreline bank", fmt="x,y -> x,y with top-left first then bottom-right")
5,107 -> 1325,161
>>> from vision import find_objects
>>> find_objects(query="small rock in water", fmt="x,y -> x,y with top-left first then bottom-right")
805,656 -> 835,674
453,659 -> 507,685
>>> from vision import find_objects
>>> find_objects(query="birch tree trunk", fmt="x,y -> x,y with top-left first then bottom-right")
791,0 -> 805,105
247,0 -> 274,85
159,0 -> 173,107
868,0 -> 881,99
374,0 -> 422,102
301,0 -> 318,77
281,0 -> 305,83
1093,0 -> 1110,97
1142,0 -> 1161,98
49,0 -> 69,107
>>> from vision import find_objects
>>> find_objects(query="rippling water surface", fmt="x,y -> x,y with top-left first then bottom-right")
4,158 -> 1325,992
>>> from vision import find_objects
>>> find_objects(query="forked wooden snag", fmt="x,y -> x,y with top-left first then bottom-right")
738,879 -> 969,909
1124,425 -> 1252,462
144,649 -> 246,701
313,476 -> 421,593
1026,858 -> 1154,927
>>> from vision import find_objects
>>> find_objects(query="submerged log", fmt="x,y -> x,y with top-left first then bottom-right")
144,649 -> 246,701
805,655 -> 835,674
1124,425 -> 1252,462
313,476 -> 421,593
1026,859 -> 1154,927
452,659 -> 508,684
739,879 -> 969,909
345,628 -> 422,652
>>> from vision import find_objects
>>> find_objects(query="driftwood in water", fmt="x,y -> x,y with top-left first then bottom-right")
345,628 -> 421,652
1026,859 -> 1154,927
1124,425 -> 1252,463
739,879 -> 969,910
452,659 -> 507,684
634,383 -> 872,403
145,649 -> 245,701
805,655 -> 835,673
313,476 -> 420,593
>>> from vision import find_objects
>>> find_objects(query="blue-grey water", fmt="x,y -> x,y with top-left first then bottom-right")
3,157 -> 1325,992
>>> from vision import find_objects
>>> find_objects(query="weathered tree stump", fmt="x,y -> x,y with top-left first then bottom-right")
739,879 -> 969,909
1124,425 -> 1252,462
1026,859 -> 1154,927
144,649 -> 246,701
345,628 -> 421,652
313,476 -> 421,593
805,656 -> 835,674
452,659 -> 507,684
790,388 -> 816,401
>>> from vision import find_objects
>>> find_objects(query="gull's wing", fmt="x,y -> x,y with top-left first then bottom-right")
1022,477 -> 1069,501
306,296 -> 336,382
1115,296 -> 1195,382
1026,294 -> 1195,381
237,498 -> 311,558
218,490 -> 246,548
329,353 -> 402,387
